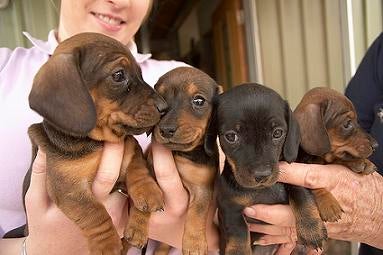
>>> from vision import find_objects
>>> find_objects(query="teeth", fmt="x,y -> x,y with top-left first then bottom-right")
96,13 -> 122,25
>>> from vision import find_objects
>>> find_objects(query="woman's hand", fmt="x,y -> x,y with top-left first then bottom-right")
25,142 -> 128,255
148,142 -> 219,251
244,162 -> 383,254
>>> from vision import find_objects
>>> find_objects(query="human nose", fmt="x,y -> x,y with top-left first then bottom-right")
106,0 -> 132,8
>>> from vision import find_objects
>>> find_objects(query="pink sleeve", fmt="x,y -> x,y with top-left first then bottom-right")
0,48 -> 13,72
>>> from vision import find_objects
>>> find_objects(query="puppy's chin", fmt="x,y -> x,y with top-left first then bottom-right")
234,171 -> 279,189
114,124 -> 153,136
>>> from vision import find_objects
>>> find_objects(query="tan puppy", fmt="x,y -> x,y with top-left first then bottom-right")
26,32 -> 167,255
126,67 -> 221,255
294,87 -> 378,222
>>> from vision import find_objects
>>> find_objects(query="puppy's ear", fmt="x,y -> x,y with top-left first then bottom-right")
204,86 -> 222,156
293,101 -> 331,156
204,99 -> 218,157
29,49 -> 96,136
283,102 -> 301,162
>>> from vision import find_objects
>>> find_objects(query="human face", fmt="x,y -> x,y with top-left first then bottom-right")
58,0 -> 151,45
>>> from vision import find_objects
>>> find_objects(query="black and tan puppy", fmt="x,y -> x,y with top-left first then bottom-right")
126,67 -> 221,254
294,87 -> 378,222
25,32 -> 167,255
209,83 -> 327,255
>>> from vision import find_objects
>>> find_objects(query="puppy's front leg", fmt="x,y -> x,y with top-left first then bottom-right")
125,138 -> 164,212
287,185 -> 327,250
218,205 -> 251,255
124,138 -> 164,248
124,207 -> 150,249
182,183 -> 213,255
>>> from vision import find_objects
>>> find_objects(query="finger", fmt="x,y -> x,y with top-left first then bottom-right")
275,242 -> 296,255
25,149 -> 50,211
254,234 -> 297,246
104,191 -> 127,223
104,191 -> 128,236
151,142 -> 188,210
92,142 -> 124,200
307,248 -> 323,255
278,162 -> 345,189
248,224 -> 296,238
244,204 -> 295,227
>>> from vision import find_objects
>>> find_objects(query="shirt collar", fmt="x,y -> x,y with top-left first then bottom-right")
23,30 -> 152,63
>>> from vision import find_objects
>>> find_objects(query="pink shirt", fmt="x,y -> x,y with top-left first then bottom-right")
0,30 -> 186,239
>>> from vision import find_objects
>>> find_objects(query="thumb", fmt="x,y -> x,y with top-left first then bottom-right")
25,149 -> 50,212
152,142 -> 188,211
278,162 -> 346,190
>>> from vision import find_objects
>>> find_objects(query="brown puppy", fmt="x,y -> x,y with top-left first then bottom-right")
126,67 -> 221,254
294,87 -> 378,222
27,32 -> 167,255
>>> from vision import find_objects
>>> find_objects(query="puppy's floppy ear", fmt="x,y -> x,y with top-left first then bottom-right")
204,110 -> 217,157
204,93 -> 220,157
283,102 -> 301,162
29,48 -> 96,136
293,100 -> 331,156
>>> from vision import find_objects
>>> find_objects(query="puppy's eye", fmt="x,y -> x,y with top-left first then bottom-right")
272,128 -> 284,139
224,131 -> 238,144
112,70 -> 126,82
192,95 -> 206,107
343,119 -> 353,130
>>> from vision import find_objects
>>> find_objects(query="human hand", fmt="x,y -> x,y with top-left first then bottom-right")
244,162 -> 383,253
148,142 -> 219,251
25,142 -> 129,255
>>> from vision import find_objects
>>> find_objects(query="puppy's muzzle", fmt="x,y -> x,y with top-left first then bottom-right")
159,125 -> 177,138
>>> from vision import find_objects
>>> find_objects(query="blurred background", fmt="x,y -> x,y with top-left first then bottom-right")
1,1 -> 382,254
1,0 -> 382,110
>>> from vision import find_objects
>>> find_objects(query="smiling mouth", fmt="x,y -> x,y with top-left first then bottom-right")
91,12 -> 125,26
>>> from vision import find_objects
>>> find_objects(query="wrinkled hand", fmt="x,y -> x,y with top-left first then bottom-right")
244,162 -> 383,254
148,142 -> 219,251
25,142 -> 128,255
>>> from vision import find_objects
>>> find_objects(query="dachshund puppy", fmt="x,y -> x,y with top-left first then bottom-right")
126,67 -> 221,254
294,87 -> 378,222
25,32 -> 167,255
210,83 -> 327,255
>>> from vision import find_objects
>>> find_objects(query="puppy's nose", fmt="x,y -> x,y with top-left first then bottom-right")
155,96 -> 168,115
160,126 -> 177,138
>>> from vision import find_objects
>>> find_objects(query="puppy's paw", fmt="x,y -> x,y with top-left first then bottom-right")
130,181 -> 164,212
318,201 -> 343,222
297,219 -> 327,250
124,223 -> 148,249
89,231 -> 122,255
182,235 -> 208,255
345,159 -> 377,175
313,189 -> 343,222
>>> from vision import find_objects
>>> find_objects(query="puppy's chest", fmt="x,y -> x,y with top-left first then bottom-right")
173,153 -> 216,186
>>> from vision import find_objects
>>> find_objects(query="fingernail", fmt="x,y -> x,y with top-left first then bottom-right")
253,239 -> 264,245
244,207 -> 256,217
